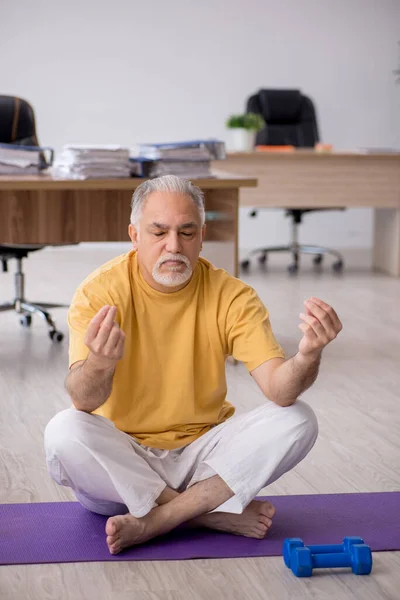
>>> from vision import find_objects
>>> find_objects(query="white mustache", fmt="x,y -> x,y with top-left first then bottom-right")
157,254 -> 191,268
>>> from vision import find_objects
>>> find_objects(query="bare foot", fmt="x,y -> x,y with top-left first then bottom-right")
105,499 -> 275,554
106,514 -> 149,554
189,500 -> 276,539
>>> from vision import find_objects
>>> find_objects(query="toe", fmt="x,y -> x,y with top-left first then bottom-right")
107,534 -> 120,546
261,502 -> 276,518
105,517 -> 119,536
259,516 -> 272,528
258,524 -> 269,537
254,525 -> 268,539
109,543 -> 121,555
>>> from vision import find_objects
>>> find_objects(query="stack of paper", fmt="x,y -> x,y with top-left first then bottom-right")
130,158 -> 215,179
135,139 -> 226,161
53,145 -> 131,179
130,139 -> 226,179
0,143 -> 44,174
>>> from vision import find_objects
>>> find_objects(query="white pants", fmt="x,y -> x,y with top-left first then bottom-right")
44,400 -> 318,518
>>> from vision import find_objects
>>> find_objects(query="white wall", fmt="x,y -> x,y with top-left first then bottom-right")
1,0 -> 399,249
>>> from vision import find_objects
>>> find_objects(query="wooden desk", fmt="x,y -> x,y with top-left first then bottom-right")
0,175 -> 257,276
212,151 -> 400,277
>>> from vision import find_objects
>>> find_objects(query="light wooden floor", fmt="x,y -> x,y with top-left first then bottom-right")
0,245 -> 399,600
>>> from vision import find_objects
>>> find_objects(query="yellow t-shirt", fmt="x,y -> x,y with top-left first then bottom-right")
68,251 -> 285,449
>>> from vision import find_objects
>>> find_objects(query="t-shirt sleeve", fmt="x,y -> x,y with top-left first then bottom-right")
226,285 -> 285,371
67,284 -> 112,368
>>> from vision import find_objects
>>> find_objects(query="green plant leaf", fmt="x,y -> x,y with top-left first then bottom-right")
225,112 -> 265,130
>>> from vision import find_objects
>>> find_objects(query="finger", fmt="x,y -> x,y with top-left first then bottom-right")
299,313 -> 326,338
95,306 -> 118,346
304,300 -> 336,333
112,329 -> 125,350
114,332 -> 126,358
305,298 -> 342,336
104,324 -> 123,353
305,304 -> 314,317
85,306 -> 111,344
308,297 -> 342,332
298,323 -> 317,338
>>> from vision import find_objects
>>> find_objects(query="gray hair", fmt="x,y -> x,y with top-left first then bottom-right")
130,175 -> 205,229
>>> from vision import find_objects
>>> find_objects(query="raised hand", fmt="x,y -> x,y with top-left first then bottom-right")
298,297 -> 342,358
84,305 -> 125,368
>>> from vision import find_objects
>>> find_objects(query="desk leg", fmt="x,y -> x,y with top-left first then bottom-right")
373,208 -> 400,277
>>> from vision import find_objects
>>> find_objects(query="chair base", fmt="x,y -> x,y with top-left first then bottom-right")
241,244 -> 344,274
1,253 -> 67,341
0,300 -> 67,341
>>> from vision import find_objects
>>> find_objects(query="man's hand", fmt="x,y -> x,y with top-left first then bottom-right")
84,305 -> 125,369
298,297 -> 342,358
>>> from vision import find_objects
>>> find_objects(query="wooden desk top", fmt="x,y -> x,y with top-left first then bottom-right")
0,174 -> 257,191
226,150 -> 400,160
214,151 -> 400,209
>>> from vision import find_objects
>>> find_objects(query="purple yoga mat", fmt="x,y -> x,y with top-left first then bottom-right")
0,493 -> 399,565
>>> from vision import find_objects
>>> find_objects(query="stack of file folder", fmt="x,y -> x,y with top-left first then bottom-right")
53,144 -> 131,179
0,143 -> 53,175
130,139 -> 225,178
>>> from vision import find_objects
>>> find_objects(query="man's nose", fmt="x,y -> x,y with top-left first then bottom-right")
165,231 -> 182,253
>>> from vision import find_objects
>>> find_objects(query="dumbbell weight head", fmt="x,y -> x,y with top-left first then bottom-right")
342,537 -> 365,552
283,538 -> 304,567
350,544 -> 373,575
290,547 -> 313,577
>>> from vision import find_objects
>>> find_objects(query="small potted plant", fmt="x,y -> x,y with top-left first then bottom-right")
225,113 -> 265,152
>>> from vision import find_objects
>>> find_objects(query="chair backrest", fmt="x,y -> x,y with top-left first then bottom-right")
246,89 -> 319,147
0,95 -> 39,146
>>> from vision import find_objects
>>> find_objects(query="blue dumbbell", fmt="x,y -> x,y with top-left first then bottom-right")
283,536 -> 365,568
290,544 -> 372,577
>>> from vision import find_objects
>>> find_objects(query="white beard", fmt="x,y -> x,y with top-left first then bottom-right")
152,253 -> 193,288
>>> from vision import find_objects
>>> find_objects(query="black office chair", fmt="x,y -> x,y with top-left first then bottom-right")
241,89 -> 344,274
0,95 -> 65,341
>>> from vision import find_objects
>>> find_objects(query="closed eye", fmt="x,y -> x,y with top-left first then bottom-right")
152,230 -> 195,238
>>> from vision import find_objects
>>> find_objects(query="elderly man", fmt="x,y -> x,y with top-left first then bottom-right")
45,175 -> 342,554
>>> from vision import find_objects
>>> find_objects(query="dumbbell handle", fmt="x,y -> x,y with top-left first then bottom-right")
306,543 -> 348,554
311,552 -> 352,569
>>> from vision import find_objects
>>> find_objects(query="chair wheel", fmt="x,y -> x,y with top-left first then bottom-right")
20,314 -> 32,327
288,263 -> 298,274
241,260 -> 250,271
313,254 -> 323,265
258,254 -> 267,265
49,330 -> 64,342
332,260 -> 344,273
